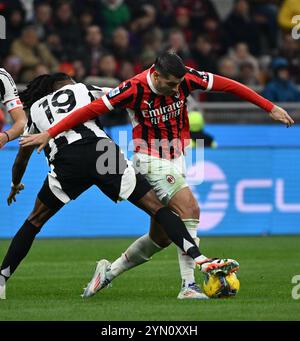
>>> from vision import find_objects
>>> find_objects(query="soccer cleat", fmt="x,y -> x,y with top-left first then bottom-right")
82,259 -> 112,298
177,282 -> 209,300
197,258 -> 239,276
0,275 -> 6,300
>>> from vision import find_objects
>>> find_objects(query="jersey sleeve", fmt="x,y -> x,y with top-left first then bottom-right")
184,68 -> 214,92
210,74 -> 274,112
0,69 -> 23,112
48,81 -> 135,138
185,67 -> 274,112
101,81 -> 135,110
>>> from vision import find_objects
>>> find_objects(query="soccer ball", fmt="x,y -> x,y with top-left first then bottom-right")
202,272 -> 240,298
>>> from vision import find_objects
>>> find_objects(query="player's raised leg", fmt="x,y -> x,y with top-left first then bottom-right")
82,184 -> 208,298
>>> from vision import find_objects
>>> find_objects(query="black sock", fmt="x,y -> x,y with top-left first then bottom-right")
0,220 -> 41,282
154,207 -> 201,259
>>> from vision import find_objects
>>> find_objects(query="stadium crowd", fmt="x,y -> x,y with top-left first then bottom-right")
0,0 -> 300,125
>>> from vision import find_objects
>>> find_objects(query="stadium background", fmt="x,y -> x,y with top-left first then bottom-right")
0,0 -> 299,238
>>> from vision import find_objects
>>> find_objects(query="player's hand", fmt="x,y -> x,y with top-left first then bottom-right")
7,183 -> 25,206
0,132 -> 9,148
269,105 -> 294,127
19,131 -> 51,153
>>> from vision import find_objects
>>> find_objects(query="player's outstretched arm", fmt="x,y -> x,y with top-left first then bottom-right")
7,146 -> 34,205
211,74 -> 294,127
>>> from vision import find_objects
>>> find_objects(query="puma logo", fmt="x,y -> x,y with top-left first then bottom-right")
143,100 -> 153,107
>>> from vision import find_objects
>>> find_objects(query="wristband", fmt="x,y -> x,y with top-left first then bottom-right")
3,131 -> 10,141
11,182 -> 20,188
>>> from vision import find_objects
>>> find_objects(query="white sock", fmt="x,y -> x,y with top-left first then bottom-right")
107,234 -> 162,281
194,255 -> 209,263
177,219 -> 200,287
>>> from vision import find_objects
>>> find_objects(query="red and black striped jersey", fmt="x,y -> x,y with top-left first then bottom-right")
101,66 -> 214,159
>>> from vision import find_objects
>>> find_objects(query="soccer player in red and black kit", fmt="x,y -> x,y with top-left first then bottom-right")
21,51 -> 294,300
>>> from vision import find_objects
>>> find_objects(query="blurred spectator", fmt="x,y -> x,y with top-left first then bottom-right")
110,27 -> 135,64
191,34 -> 218,73
10,25 -> 58,82
135,49 -> 157,72
46,33 -> 66,61
72,60 -> 86,82
0,7 -> 25,58
78,25 -> 108,76
72,0 -> 102,23
78,10 -> 95,39
33,63 -> 50,78
141,27 -> 164,54
207,57 -> 240,102
30,2 -> 53,40
224,0 -> 260,55
6,7 -> 25,39
188,111 -> 217,148
118,61 -> 135,80
262,57 -> 300,102
218,57 -> 238,79
251,0 -> 279,52
238,62 -> 260,86
175,0 -> 219,32
228,42 -> 260,78
0,0 -> 24,17
2,55 -> 22,82
129,4 -> 157,51
54,0 -> 82,60
156,0 -> 219,30
166,29 -> 192,62
278,33 -> 300,83
98,53 -> 118,79
201,16 -> 227,56
173,7 -> 193,43
278,0 -> 300,31
100,0 -> 131,37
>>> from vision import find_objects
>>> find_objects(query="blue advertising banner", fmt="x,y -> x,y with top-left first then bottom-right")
0,147 -> 299,237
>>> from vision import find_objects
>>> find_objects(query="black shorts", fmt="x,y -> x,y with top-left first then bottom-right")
38,138 -> 151,210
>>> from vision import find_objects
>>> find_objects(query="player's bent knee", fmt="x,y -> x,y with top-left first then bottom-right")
133,189 -> 164,216
177,204 -> 200,220
27,201 -> 59,228
27,215 -> 46,229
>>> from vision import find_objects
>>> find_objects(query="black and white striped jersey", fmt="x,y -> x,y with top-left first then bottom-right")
24,83 -> 112,163
0,68 -> 23,112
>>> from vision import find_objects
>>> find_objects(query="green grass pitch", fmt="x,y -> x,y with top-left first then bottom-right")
0,236 -> 299,321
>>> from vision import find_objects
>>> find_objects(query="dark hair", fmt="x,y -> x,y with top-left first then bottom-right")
154,51 -> 187,78
20,73 -> 72,109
